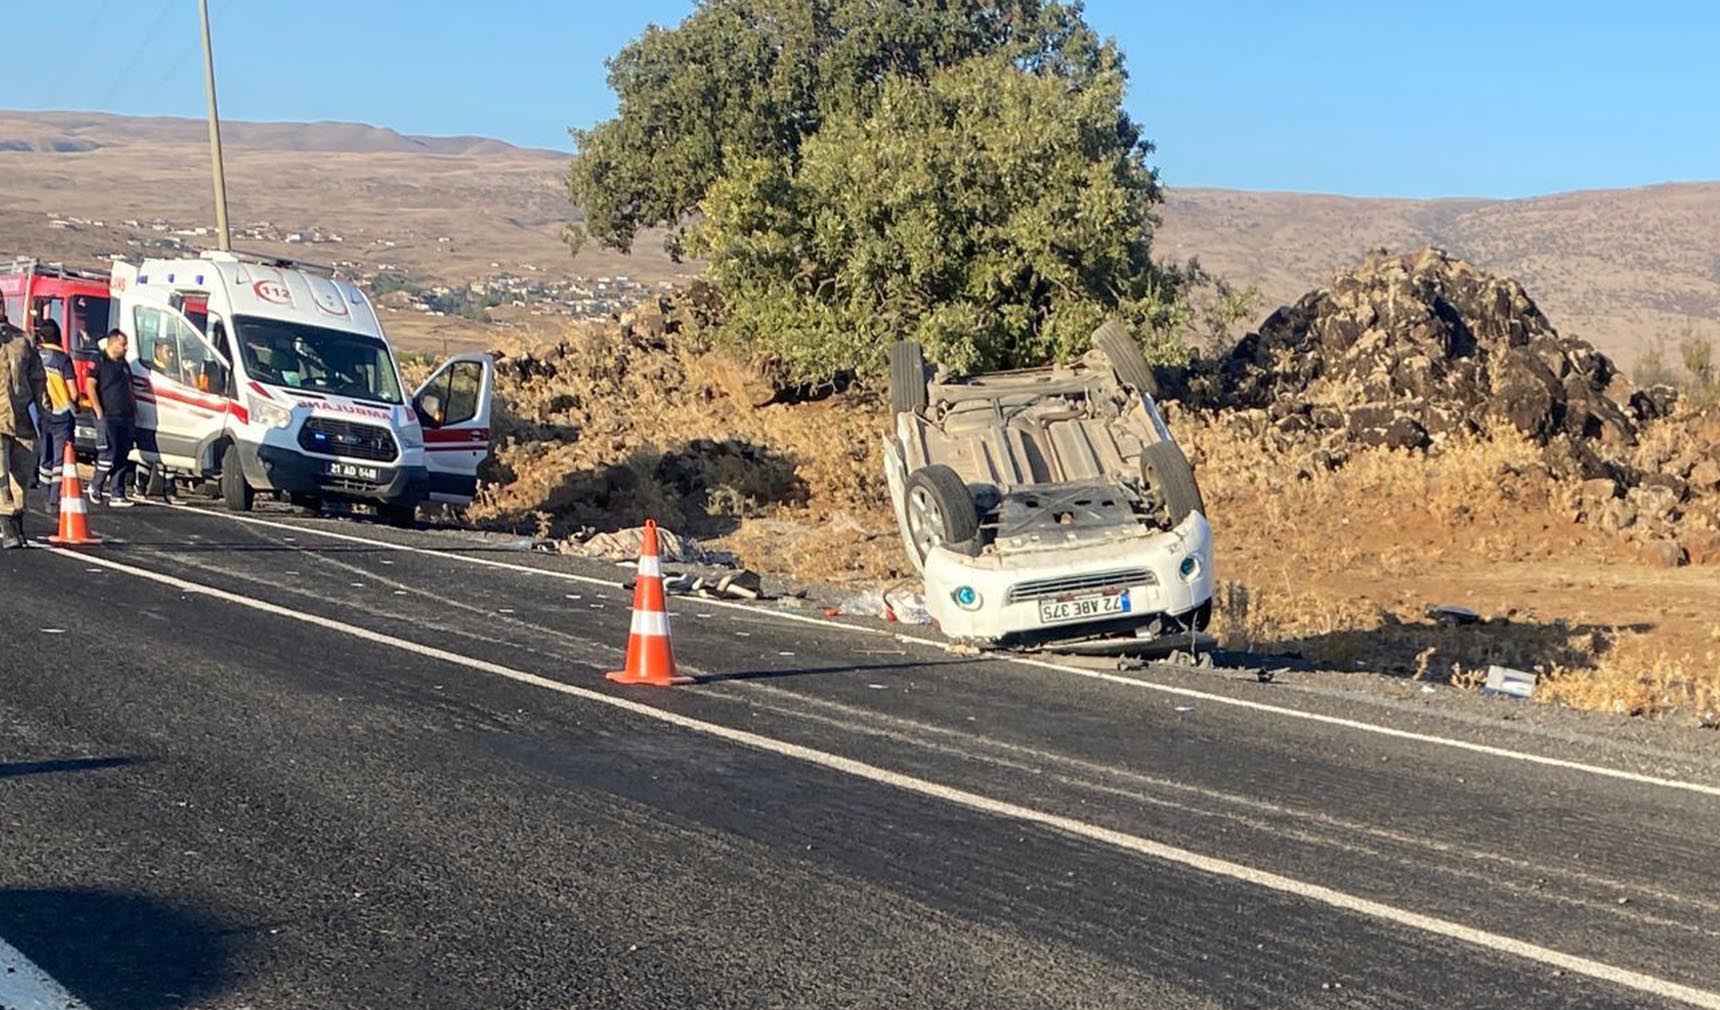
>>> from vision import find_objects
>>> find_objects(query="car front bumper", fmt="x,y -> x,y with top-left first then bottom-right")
245,442 -> 428,507
921,512 -> 1215,645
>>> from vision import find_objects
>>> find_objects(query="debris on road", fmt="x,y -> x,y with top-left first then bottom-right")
1482,665 -> 1538,699
567,525 -> 736,566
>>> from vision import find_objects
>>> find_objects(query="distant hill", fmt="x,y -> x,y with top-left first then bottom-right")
2,109 -> 1714,367
0,110 -> 564,158
1155,183 -> 1720,367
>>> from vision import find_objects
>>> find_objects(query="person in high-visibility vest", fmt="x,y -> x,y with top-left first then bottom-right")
34,319 -> 78,511
0,320 -> 47,548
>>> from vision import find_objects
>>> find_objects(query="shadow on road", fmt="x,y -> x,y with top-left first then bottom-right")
0,888 -> 234,1010
693,657 -> 978,684
0,756 -> 142,780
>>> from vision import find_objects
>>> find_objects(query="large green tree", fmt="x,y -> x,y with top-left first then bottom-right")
569,0 -> 1196,383
569,0 -> 1103,255
696,55 -> 1194,380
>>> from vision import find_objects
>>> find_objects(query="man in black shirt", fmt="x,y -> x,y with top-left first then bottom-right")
86,329 -> 137,507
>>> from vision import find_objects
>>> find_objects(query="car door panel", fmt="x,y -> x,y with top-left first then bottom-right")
413,353 -> 495,505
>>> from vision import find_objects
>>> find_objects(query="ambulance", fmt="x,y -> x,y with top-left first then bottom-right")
111,252 -> 494,524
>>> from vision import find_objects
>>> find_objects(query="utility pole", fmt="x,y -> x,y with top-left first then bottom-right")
199,0 -> 232,251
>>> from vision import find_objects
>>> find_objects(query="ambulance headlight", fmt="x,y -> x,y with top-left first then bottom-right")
247,394 -> 292,430
951,585 -> 983,611
1179,555 -> 1203,583
398,421 -> 424,450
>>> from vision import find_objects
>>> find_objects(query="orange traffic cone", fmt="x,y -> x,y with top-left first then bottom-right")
48,441 -> 102,547
607,519 -> 691,687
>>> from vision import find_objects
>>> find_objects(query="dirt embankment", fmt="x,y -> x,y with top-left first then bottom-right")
472,251 -> 1720,722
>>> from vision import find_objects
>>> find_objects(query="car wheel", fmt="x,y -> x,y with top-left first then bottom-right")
889,341 -> 929,415
1093,319 -> 1159,398
903,464 -> 982,562
220,443 -> 254,512
1140,440 -> 1204,523
379,503 -> 416,529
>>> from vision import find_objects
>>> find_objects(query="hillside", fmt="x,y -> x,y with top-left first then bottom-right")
1156,183 -> 1720,366
0,110 -> 690,292
3,110 -> 1716,366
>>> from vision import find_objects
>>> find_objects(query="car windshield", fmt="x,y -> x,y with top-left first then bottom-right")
233,315 -> 402,404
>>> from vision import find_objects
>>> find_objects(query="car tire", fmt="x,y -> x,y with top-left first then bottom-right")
889,341 -> 929,416
379,503 -> 416,529
1140,440 -> 1204,523
220,443 -> 253,513
1093,319 -> 1159,398
903,464 -> 982,562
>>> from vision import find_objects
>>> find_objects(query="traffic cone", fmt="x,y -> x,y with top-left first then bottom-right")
607,519 -> 691,687
47,442 -> 101,547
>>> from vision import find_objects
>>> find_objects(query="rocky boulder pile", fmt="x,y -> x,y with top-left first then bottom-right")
1170,248 -> 1720,564
1206,248 -> 1645,457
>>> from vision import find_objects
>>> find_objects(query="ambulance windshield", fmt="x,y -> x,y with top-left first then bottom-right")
233,315 -> 402,404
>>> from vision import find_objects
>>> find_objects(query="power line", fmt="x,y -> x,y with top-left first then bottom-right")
101,0 -> 180,108
44,0 -> 114,103
134,0 -> 236,110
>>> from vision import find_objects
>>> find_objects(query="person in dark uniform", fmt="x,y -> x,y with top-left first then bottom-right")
86,329 -> 137,507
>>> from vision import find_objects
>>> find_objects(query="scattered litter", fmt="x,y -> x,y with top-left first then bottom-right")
1481,665 -> 1537,699
84,567 -> 100,573
497,608 -> 515,614
943,642 -> 982,657
564,526 -> 736,566
1420,684 -> 1437,694
1428,604 -> 1481,626
778,651 -> 796,657
867,683 -> 888,690
379,559 -> 393,566
564,594 -> 583,601
393,590 -> 408,596
1256,667 -> 1280,684
285,571 -> 300,576
1174,705 -> 1195,713
588,604 -> 606,610
40,628 -> 66,634
735,631 -> 751,638
349,582 -> 365,588
695,612 -> 715,619
283,537 -> 297,543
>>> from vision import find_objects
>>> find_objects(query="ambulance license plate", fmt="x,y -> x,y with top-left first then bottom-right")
1038,590 -> 1130,625
327,461 -> 381,483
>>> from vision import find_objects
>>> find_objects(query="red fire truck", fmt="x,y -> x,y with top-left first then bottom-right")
1,258 -> 206,460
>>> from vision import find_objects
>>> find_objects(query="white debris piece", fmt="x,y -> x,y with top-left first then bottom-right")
1482,665 -> 1537,699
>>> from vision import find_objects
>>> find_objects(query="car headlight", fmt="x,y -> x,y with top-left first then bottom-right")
1179,555 -> 1203,582
398,421 -> 424,450
247,394 -> 293,429
951,585 -> 983,610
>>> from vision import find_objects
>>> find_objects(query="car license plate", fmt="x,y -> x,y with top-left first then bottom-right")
1038,590 -> 1130,625
327,461 -> 380,482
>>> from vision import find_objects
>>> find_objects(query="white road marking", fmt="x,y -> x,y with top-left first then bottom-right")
0,936 -> 90,1010
46,546 -> 1720,1009
134,503 -> 1720,799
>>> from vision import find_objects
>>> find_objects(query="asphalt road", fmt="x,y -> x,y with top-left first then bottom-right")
3,500 -> 1719,1009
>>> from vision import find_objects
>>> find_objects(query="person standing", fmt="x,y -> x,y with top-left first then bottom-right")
34,320 -> 77,509
86,328 -> 137,508
0,321 -> 48,547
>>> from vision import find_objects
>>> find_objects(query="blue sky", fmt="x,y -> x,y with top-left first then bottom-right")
2,1 -> 1716,198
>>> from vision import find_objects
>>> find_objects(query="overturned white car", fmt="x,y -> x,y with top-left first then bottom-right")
883,322 -> 1214,649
